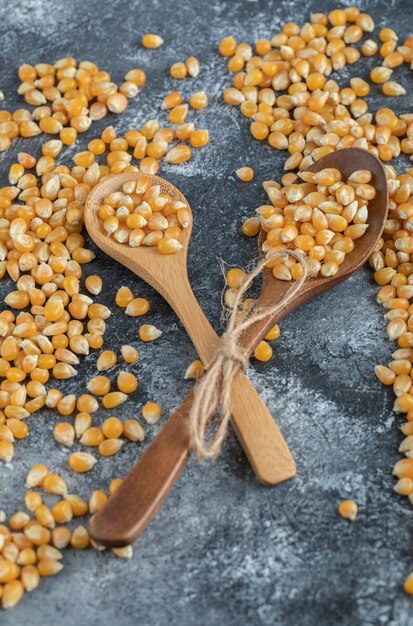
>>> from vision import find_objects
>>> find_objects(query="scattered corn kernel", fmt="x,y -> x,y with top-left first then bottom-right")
142,401 -> 161,424
338,499 -> 358,521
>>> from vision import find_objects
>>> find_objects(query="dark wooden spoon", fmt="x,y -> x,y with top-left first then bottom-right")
89,147 -> 388,547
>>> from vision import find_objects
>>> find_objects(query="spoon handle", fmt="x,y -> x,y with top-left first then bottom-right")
162,275 -> 296,485
89,301 -> 296,547
89,393 -> 193,547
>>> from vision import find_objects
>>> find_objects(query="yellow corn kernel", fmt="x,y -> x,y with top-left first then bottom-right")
394,477 -> 413,496
2,579 -> 24,609
74,412 -> 92,438
102,416 -> 123,438
265,324 -> 281,341
120,80 -> 139,98
109,478 -> 122,495
226,268 -> 247,289
42,473 -> 67,496
142,33 -> 163,49
165,145 -> 191,164
115,286 -> 134,308
121,345 -> 139,364
112,545 -> 133,559
53,363 -> 77,379
382,81 -> 406,97
185,56 -> 200,77
98,438 -> 124,456
24,491 -> 42,512
35,504 -> 55,528
123,418 -> 145,442
96,350 -> 117,371
142,401 -> 161,425
393,458 -> 413,479
0,135 -> 12,151
7,419 -> 29,439
107,93 -> 128,114
60,127 -> 77,145
23,522 -> 50,546
87,334 -> 104,350
250,122 -> 269,141
69,451 -> 97,473
189,91 -> 208,110
76,394 -> 99,414
219,36 -> 237,57
102,391 -> 128,409
117,371 -> 138,393
242,217 -> 261,237
50,527 -> 71,550
51,500 -> 73,524
374,365 -> 396,385
361,38 -> 378,57
0,439 -> 14,462
9,511 -> 30,530
20,565 -> 40,592
184,360 -> 205,380
236,167 -> 254,182
37,545 -> 63,562
253,340 -> 273,362
26,464 -> 48,488
38,558 -> 63,577
161,91 -> 183,110
403,573 -> 413,595
66,494 -> 88,517
68,525 -> 89,550
125,298 -> 150,316
56,394 -> 76,417
69,335 -> 89,356
124,68 -> 146,86
80,427 -> 104,447
89,490 -> 108,514
0,559 -> 20,584
73,150 -> 95,168
158,237 -> 183,254
168,104 -> 188,125
138,324 -> 162,342
170,62 -> 187,79
16,548 -> 37,566
370,66 -> 392,84
338,499 -> 358,521
175,122 -> 195,140
87,375 -> 110,396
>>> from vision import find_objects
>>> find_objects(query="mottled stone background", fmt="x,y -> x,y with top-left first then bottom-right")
0,0 -> 412,624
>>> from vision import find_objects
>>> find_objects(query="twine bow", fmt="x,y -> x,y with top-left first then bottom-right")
189,249 -> 308,461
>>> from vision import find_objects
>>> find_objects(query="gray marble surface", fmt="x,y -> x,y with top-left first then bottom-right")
0,0 -> 412,624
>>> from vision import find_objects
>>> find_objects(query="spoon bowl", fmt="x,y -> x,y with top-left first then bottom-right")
85,172 -> 193,303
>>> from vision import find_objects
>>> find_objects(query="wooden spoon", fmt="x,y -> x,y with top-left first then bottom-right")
88,147 -> 388,548
85,172 -> 296,487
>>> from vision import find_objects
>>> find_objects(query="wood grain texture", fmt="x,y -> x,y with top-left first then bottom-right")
85,172 -> 296,488
88,148 -> 389,547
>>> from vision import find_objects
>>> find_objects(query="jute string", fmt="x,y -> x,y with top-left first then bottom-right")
189,249 -> 309,461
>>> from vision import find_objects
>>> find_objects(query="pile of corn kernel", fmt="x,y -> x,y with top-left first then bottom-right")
98,176 -> 191,254
218,8 -> 413,595
257,166 -> 371,280
0,32 -> 209,609
0,60 -> 145,153
220,10 -> 413,167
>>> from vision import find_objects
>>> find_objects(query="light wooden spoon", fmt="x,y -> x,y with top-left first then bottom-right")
85,172 -> 296,487
88,147 -> 388,548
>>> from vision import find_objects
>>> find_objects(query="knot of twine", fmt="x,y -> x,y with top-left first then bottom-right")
189,249 -> 308,462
